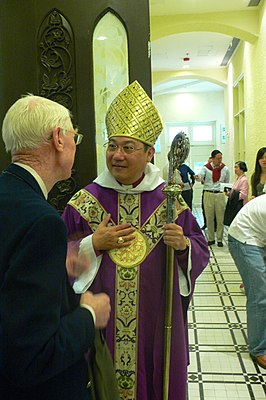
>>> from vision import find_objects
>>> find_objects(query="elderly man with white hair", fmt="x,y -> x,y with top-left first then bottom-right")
0,94 -> 111,400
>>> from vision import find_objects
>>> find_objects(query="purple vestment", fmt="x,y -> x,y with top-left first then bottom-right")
62,182 -> 209,400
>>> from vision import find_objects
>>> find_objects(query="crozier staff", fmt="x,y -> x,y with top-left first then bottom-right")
162,131 -> 190,400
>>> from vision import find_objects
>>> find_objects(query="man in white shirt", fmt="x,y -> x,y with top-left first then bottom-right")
196,150 -> 230,247
228,195 -> 266,370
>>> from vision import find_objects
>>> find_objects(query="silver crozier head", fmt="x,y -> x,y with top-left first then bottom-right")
163,132 -> 190,222
168,131 -> 190,185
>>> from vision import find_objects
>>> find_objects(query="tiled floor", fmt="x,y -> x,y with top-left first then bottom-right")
187,209 -> 266,399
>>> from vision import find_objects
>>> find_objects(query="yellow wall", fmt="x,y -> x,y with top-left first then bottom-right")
151,11 -> 259,43
231,41 -> 245,83
229,0 -> 266,179
151,1 -> 266,185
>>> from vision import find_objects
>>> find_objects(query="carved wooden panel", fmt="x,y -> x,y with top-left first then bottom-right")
37,9 -> 77,213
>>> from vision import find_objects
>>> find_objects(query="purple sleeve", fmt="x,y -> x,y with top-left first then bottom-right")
62,204 -> 92,239
176,209 -> 210,293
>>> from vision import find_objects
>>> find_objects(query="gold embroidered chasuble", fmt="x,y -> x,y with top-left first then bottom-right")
69,188 -> 167,400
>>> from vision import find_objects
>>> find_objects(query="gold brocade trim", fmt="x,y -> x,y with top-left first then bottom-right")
109,230 -> 147,267
68,189 -> 114,231
115,193 -> 139,400
68,189 -> 168,260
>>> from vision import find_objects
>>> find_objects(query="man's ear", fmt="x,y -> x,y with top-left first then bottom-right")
147,147 -> 155,162
51,128 -> 64,152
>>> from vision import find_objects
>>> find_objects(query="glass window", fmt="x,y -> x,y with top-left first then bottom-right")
192,125 -> 212,141
93,12 -> 129,174
166,122 -> 214,146
169,126 -> 188,143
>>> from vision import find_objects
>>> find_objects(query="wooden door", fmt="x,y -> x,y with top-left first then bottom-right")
0,0 -> 151,212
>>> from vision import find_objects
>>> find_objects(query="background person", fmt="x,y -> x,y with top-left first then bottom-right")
196,150 -> 230,247
228,195 -> 266,370
250,147 -> 266,198
224,160 -> 249,293
240,148 -> 266,294
178,163 -> 195,209
200,156 -> 212,230
223,161 -> 249,226
0,95 -> 111,400
62,81 -> 210,400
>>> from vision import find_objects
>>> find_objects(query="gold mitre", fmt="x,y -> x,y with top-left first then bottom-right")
105,80 -> 163,146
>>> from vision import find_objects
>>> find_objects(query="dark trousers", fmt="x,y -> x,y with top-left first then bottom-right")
182,189 -> 193,209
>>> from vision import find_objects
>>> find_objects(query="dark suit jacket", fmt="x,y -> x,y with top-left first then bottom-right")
0,164 -> 94,400
223,189 -> 243,226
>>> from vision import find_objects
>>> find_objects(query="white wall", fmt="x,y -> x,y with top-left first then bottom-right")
152,89 -> 234,207
153,90 -> 228,174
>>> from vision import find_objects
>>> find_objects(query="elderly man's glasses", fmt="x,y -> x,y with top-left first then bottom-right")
104,142 -> 144,155
48,128 -> 83,145
63,128 -> 83,145
72,129 -> 83,145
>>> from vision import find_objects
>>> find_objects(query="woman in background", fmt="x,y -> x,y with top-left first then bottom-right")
224,161 -> 249,226
224,161 -> 249,294
251,147 -> 266,198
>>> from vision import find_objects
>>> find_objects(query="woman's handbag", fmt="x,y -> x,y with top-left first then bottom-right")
87,329 -> 120,400
223,190 -> 243,226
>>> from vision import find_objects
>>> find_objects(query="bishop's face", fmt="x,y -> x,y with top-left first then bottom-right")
105,137 -> 154,185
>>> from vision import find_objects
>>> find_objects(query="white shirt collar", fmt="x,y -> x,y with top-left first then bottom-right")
14,162 -> 48,199
94,162 -> 164,194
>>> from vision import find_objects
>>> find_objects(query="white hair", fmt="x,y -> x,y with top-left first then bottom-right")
2,94 -> 73,153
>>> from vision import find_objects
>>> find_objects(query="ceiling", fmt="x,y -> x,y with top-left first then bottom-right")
150,0 -> 260,16
150,0 -> 262,94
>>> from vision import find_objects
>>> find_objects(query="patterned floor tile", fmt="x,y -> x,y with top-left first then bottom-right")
186,209 -> 266,399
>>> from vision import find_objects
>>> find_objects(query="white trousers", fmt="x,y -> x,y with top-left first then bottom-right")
203,191 -> 226,242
